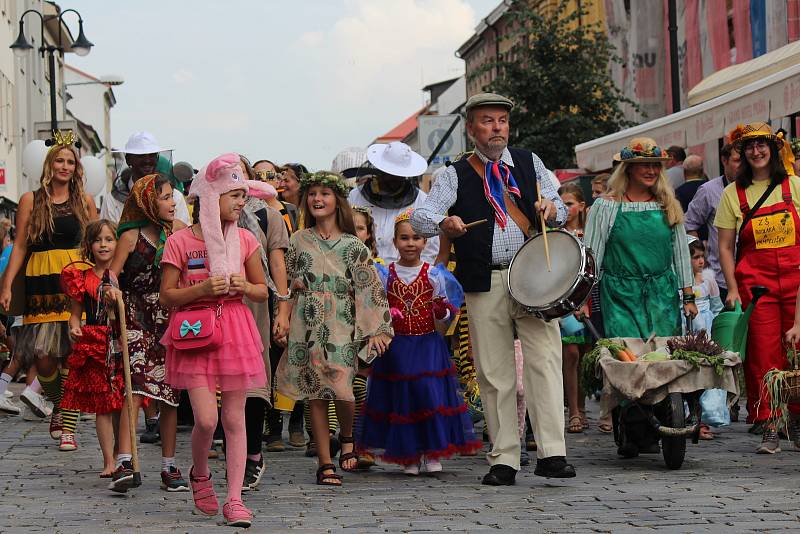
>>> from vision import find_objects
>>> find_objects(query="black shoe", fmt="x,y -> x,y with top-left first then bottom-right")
481,464 -> 517,486
140,418 -> 160,444
242,457 -> 265,491
534,456 -> 576,478
617,443 -> 639,458
108,461 -> 134,493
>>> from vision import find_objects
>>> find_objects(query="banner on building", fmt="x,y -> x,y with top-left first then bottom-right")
630,0 -> 666,119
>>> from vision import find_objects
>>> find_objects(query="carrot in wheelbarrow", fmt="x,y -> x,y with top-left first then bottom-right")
620,348 -> 637,362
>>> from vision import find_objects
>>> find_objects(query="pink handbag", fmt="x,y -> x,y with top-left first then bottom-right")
170,301 -> 223,352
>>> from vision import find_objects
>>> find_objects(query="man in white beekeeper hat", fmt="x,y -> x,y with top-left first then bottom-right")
100,132 -> 191,225
347,141 -> 439,263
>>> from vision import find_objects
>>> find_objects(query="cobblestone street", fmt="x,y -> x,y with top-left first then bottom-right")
1,385 -> 799,534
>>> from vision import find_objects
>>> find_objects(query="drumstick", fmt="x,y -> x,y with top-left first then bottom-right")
464,218 -> 488,229
537,190 -> 551,271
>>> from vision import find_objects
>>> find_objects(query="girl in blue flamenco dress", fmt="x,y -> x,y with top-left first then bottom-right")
358,209 -> 481,475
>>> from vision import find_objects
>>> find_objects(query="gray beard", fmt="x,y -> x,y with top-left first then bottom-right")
476,142 -> 507,161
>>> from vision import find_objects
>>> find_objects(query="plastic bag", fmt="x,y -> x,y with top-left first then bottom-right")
700,388 -> 730,427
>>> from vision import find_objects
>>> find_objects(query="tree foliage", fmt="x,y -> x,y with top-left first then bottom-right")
476,0 -> 639,169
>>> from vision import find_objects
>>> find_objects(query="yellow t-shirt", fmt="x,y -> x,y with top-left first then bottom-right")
714,175 -> 800,230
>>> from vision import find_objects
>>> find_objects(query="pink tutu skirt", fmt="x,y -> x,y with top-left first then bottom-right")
161,301 -> 267,392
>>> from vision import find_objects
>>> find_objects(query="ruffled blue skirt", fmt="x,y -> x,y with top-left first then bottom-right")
357,332 -> 482,465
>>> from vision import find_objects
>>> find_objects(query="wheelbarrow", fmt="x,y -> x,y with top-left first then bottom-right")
595,331 -> 741,470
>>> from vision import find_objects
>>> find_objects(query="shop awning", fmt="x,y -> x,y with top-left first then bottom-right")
688,40 -> 800,106
574,62 -> 800,172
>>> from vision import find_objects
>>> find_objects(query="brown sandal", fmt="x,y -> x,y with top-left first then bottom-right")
338,435 -> 359,472
567,415 -> 584,433
316,464 -> 342,486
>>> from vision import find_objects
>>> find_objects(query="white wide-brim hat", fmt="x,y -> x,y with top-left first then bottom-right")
112,131 -> 172,155
367,141 -> 427,177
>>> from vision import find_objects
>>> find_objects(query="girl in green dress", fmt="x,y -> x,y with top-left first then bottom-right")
585,137 -> 697,339
275,172 -> 392,486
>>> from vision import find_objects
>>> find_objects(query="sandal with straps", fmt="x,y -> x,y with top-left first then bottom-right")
338,435 -> 359,472
316,463 -> 342,486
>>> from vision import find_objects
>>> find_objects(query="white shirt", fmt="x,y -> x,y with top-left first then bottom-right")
348,187 -> 440,264
100,182 -> 191,226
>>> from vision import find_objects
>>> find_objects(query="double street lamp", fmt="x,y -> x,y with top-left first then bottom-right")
10,7 -> 94,133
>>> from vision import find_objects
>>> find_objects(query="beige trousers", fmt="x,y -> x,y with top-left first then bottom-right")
465,269 -> 566,470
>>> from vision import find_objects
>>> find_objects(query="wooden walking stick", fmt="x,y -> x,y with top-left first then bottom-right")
537,189 -> 552,271
111,293 -> 142,487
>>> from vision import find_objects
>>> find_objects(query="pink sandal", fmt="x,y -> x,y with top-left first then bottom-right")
189,467 -> 219,516
223,498 -> 253,527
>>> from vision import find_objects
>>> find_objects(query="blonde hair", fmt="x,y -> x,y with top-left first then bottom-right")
606,162 -> 684,226
28,145 -> 91,244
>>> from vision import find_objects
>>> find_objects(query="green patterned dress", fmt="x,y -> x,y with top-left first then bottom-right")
276,229 -> 392,401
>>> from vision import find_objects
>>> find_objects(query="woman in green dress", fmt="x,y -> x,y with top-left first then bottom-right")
275,171 -> 393,486
585,137 -> 697,339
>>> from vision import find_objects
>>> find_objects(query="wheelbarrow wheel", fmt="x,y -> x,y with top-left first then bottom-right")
660,392 -> 686,470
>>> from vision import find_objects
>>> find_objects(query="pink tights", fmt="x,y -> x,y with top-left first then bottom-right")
188,387 -> 247,502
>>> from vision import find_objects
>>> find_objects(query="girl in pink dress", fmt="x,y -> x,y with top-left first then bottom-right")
159,153 -> 276,528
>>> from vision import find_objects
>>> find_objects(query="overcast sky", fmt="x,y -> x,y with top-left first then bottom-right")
62,0 -> 498,171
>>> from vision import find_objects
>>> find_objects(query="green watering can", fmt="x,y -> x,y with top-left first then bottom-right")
711,286 -> 768,361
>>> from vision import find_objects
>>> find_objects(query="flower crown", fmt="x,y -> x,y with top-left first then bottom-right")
619,141 -> 664,161
351,205 -> 372,215
394,207 -> 414,226
299,171 -> 350,197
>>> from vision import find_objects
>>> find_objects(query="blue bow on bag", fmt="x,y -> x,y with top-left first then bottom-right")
180,319 -> 202,337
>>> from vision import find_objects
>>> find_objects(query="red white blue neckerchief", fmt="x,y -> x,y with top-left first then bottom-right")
483,159 -> 521,229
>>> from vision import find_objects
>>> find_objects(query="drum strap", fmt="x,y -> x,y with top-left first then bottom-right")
468,154 -> 533,237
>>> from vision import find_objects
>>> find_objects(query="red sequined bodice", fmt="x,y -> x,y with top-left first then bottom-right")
387,262 -> 435,336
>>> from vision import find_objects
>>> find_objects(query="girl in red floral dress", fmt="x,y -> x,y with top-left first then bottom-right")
61,219 -> 123,475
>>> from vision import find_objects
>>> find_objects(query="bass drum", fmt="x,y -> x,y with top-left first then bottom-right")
507,229 -> 597,321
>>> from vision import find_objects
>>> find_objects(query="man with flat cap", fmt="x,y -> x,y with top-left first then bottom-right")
412,92 -> 575,485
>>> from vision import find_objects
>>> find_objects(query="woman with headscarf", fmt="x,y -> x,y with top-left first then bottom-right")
105,173 -> 188,493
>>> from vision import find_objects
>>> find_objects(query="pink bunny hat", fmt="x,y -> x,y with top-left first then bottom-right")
187,152 -> 277,277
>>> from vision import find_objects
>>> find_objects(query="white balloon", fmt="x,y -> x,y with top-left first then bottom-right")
81,156 -> 108,197
22,140 -> 48,178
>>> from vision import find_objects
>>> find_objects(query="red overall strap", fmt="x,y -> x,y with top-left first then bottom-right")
735,183 -> 750,215
782,178 -> 792,207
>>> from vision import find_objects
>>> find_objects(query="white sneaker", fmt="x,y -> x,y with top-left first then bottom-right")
424,459 -> 442,473
0,396 -> 20,415
3,390 -> 13,398
403,464 -> 420,476
20,387 -> 49,418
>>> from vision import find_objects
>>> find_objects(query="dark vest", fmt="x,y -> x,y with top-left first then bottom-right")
450,147 -> 541,292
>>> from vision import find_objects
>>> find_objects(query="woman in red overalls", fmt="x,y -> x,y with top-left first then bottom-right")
717,122 -> 800,454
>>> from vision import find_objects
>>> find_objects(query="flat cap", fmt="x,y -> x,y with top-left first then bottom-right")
465,92 -> 514,113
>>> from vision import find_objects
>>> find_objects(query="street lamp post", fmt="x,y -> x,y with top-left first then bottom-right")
10,7 -> 93,133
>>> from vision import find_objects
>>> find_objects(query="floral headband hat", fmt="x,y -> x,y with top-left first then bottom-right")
299,171 -> 351,197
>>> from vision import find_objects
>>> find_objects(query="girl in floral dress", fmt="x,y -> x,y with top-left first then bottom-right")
276,172 -> 392,486
107,174 -> 187,493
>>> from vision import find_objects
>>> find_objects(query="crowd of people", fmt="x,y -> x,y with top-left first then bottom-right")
0,90 -> 799,527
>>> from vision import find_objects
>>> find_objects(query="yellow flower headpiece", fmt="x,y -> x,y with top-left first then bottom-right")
394,207 -> 414,226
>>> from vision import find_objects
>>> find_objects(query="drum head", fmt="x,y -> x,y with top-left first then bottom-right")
508,231 -> 583,308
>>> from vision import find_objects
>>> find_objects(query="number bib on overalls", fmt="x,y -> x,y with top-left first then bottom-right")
751,210 -> 796,249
